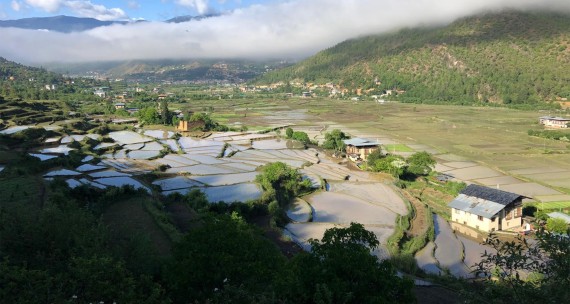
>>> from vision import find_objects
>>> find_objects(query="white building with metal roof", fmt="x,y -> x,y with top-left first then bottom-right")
448,184 -> 526,232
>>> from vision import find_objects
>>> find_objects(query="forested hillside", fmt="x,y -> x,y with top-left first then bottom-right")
260,11 -> 570,105
0,57 -> 66,99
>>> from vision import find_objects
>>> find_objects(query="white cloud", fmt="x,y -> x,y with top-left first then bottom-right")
11,0 -> 22,11
176,0 -> 211,15
24,0 -> 63,13
2,0 -> 570,63
23,0 -> 128,20
65,1 -> 127,20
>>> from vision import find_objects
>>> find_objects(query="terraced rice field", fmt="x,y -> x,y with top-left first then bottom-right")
415,215 -> 495,278
24,126 -> 407,262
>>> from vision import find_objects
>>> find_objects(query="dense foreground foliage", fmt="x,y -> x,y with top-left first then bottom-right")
474,229 -> 570,304
0,148 -> 413,303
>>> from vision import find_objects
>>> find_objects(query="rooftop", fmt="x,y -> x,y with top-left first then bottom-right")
448,194 -> 506,219
539,116 -> 570,121
460,184 -> 523,206
548,212 -> 570,224
448,184 -> 525,219
343,138 -> 380,147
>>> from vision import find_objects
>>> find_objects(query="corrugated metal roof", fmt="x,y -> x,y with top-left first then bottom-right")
343,138 -> 379,147
460,184 -> 522,206
448,194 -> 506,219
548,212 -> 570,224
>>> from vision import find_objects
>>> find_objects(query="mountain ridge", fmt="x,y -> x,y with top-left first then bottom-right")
0,14 -> 219,33
259,10 -> 570,106
0,15 -> 128,33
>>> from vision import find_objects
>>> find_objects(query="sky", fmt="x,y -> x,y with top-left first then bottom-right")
1,0 -> 569,64
0,0 -> 267,21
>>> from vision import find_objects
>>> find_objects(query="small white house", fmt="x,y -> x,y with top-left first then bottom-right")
449,184 -> 526,232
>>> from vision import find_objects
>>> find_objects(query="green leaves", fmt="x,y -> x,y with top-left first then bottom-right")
475,229 -> 570,303
289,223 -> 415,303
322,129 -> 348,152
256,161 -> 308,207
166,214 -> 286,302
407,151 -> 436,176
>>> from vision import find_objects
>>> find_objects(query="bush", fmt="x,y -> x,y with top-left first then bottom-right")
546,218 -> 568,234
285,127 -> 293,138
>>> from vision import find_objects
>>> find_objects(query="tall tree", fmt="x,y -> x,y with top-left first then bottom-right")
288,223 -> 415,303
322,129 -> 349,152
406,151 -> 436,176
160,100 -> 170,125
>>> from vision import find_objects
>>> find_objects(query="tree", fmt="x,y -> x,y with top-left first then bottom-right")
165,215 -> 286,303
288,223 -> 415,303
372,155 -> 407,177
285,127 -> 293,138
137,107 -> 159,124
546,218 -> 568,234
291,131 -> 311,146
475,229 -> 570,303
322,129 -> 349,152
406,151 -> 436,176
159,100 -> 171,125
255,161 -> 311,206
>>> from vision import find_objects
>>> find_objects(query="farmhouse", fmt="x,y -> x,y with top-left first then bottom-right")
177,120 -> 205,132
539,116 -> 570,129
343,138 -> 380,161
448,184 -> 526,233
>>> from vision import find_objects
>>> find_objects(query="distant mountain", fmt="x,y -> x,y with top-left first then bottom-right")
43,59 -> 290,83
259,11 -> 570,106
0,14 -> 219,33
166,14 -> 221,23
0,15 -> 128,33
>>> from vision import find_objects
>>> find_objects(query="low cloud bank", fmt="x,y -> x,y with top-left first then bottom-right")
2,0 -> 569,63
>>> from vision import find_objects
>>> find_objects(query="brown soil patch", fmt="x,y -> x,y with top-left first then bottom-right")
402,190 -> 429,237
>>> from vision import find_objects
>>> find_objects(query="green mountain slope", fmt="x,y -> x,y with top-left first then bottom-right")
260,11 -> 570,105
44,59 -> 287,83
0,57 -> 65,100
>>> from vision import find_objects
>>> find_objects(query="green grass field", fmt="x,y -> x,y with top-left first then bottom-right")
172,97 -> 570,194
537,201 -> 570,210
384,144 -> 414,152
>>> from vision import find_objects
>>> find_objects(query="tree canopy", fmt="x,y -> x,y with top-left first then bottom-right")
474,229 -> 570,303
288,223 -> 415,303
406,151 -> 436,176
321,129 -> 349,152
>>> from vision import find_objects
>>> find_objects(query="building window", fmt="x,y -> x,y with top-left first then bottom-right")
455,209 -> 460,214
478,215 -> 483,221
491,217 -> 496,222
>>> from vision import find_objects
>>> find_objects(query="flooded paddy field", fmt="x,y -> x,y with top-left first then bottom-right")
197,99 -> 569,198
28,126 -> 407,261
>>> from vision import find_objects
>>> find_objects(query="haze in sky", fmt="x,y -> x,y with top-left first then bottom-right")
1,0 -> 569,63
